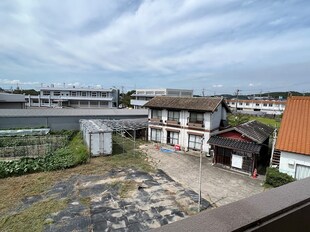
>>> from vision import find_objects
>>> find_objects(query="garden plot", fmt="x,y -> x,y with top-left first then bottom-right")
0,134 -> 69,160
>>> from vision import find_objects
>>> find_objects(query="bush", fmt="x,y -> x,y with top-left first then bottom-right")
0,132 -> 88,178
265,167 -> 295,187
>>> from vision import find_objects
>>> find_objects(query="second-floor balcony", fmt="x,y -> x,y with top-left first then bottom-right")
165,119 -> 180,126
187,118 -> 204,128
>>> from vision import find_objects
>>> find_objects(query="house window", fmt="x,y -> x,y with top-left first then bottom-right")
101,92 -> 107,97
168,111 -> 180,121
239,103 -> 243,106
152,109 -> 162,119
263,103 -> 267,107
269,104 -> 273,107
189,112 -> 204,123
151,128 -> 162,142
53,91 -> 60,96
188,134 -> 202,150
91,92 -> 97,97
71,92 -> 77,96
167,131 -> 179,145
81,92 -> 87,97
246,103 -> 250,106
231,102 -> 235,105
256,103 -> 260,106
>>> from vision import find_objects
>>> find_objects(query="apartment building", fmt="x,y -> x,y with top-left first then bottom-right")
130,88 -> 193,109
226,99 -> 286,115
26,86 -> 119,108
144,96 -> 230,153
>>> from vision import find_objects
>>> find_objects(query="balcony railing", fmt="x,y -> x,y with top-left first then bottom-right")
187,118 -> 204,128
166,119 -> 180,125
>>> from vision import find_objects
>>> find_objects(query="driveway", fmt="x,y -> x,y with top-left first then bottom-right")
141,144 -> 266,207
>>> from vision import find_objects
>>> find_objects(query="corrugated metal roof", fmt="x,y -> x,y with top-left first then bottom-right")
0,108 -> 148,117
208,136 -> 262,153
143,96 -> 230,112
276,96 -> 310,155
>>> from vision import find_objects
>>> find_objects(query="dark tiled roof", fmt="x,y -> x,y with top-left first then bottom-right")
143,96 -> 230,112
276,96 -> 310,155
235,120 -> 274,144
208,136 -> 262,153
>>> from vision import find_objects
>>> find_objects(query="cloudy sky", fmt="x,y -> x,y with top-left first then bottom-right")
0,0 -> 310,94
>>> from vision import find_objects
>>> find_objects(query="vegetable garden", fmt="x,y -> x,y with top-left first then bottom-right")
0,130 -> 88,178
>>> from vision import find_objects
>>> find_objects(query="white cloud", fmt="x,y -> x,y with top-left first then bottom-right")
0,0 -> 309,92
212,84 -> 223,88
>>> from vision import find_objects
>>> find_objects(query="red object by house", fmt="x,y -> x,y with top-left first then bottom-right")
174,144 -> 181,151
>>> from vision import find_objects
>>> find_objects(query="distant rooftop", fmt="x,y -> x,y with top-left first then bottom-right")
0,108 -> 148,117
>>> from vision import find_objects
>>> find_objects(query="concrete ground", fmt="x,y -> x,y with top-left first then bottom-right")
141,144 -> 266,207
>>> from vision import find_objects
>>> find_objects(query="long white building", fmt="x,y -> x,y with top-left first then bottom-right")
226,99 -> 286,115
26,86 -> 119,108
130,88 -> 193,109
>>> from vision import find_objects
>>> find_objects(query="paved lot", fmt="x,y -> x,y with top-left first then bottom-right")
141,144 -> 266,207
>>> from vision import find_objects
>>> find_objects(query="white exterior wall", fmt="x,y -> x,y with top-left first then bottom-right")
279,151 -> 310,179
227,101 -> 285,115
148,106 -> 225,153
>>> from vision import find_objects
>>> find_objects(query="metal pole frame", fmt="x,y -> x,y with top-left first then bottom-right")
198,137 -> 204,212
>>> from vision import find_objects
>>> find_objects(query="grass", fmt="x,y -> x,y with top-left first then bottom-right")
227,113 -> 281,128
119,180 -> 137,198
0,198 -> 68,232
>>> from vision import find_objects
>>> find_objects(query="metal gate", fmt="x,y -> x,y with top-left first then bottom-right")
295,164 -> 310,180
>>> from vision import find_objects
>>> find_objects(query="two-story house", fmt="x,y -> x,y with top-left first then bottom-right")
144,96 -> 230,152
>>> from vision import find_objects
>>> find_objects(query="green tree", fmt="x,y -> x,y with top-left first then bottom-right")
120,90 -> 135,108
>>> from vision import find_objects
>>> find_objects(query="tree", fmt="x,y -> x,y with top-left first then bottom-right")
120,90 -> 135,108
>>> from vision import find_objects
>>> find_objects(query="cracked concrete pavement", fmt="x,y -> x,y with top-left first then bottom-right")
141,144 -> 266,207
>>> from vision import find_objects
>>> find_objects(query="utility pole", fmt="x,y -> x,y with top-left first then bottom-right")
198,137 -> 204,212
202,88 -> 205,97
235,89 -> 240,113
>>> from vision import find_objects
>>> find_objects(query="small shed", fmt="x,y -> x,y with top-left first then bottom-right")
208,120 -> 274,174
80,119 -> 113,156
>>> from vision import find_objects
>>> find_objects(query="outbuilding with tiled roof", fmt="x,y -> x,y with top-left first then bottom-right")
208,120 -> 274,175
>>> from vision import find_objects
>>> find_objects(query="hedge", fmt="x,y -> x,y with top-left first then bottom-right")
265,167 -> 295,187
0,132 -> 88,178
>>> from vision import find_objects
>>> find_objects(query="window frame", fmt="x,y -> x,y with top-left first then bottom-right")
188,134 -> 202,150
168,111 -> 180,122
189,112 -> 204,124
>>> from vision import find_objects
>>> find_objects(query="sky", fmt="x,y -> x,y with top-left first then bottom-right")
0,0 -> 310,95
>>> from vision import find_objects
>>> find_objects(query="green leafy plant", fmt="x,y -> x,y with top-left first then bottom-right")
265,167 -> 295,187
0,132 -> 88,178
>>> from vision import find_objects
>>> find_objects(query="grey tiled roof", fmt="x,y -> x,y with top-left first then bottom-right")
143,96 -> 230,112
208,136 -> 262,153
235,120 -> 274,144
